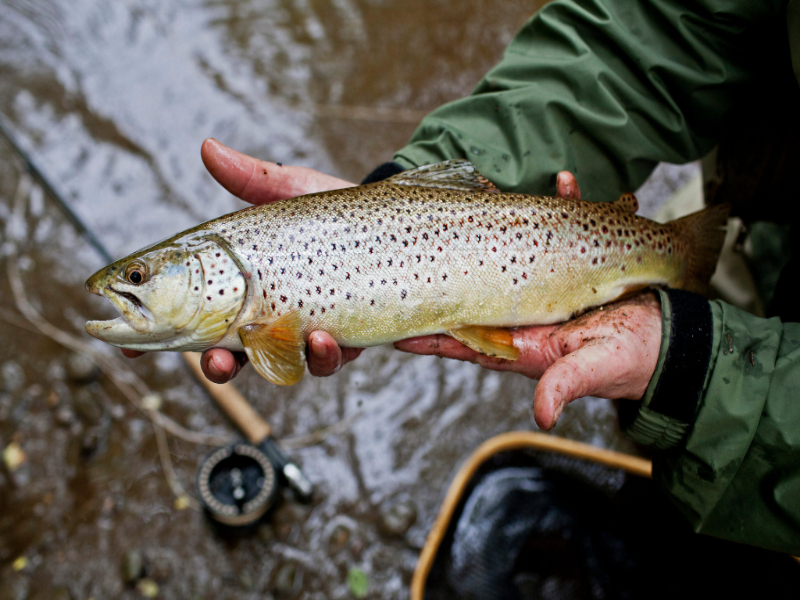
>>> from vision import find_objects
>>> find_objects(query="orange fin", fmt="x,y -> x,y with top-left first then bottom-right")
672,203 -> 731,296
238,311 -> 305,386
613,193 -> 639,213
447,326 -> 519,360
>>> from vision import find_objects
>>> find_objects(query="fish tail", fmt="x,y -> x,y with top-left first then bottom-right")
672,203 -> 730,296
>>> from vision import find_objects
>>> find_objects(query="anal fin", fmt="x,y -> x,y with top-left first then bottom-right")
447,326 -> 519,360
238,312 -> 305,386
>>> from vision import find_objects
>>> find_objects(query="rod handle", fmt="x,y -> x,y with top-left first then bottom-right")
182,352 -> 271,444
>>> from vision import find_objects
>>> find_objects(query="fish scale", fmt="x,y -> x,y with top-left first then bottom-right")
211,183 -> 683,347
85,159 -> 728,386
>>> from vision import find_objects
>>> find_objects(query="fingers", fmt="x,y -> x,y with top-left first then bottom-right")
201,138 -> 354,205
556,171 -> 581,200
307,331 -> 363,377
121,349 -> 144,358
395,326 -> 560,378
394,334 -> 483,362
533,341 -> 618,430
201,348 -> 248,384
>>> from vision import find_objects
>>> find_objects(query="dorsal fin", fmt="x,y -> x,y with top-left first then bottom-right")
613,193 -> 639,213
383,160 -> 500,193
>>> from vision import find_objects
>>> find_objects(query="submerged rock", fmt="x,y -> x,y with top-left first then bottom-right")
122,549 -> 144,583
379,500 -> 417,537
66,353 -> 100,383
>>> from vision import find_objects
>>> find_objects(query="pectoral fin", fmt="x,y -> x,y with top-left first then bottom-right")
238,312 -> 305,386
447,326 -> 519,360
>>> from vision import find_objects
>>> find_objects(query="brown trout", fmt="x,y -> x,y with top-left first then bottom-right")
85,160 -> 728,385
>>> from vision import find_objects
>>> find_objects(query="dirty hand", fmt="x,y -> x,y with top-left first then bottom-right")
122,138 -> 363,383
395,172 -> 662,430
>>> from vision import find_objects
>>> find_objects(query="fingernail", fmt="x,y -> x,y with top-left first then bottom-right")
312,340 -> 328,358
553,401 -> 564,423
208,356 -> 223,377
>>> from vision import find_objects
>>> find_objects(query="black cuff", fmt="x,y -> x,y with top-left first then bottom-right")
619,289 -> 714,449
650,289 -> 714,422
361,162 -> 405,184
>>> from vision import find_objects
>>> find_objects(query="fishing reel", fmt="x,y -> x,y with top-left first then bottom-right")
184,353 -> 312,528
196,436 -> 312,527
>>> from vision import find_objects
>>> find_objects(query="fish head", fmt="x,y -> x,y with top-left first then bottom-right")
85,234 -> 247,351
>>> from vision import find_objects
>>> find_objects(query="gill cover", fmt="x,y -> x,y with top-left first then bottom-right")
85,234 -> 246,351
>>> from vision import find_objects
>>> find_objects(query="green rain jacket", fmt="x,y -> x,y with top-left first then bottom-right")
391,0 -> 800,554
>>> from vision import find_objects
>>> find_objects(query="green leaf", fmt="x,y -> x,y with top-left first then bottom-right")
347,567 -> 368,599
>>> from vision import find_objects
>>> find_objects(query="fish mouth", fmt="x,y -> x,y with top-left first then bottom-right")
85,285 -> 153,345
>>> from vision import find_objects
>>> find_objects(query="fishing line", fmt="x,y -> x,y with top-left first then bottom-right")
0,117 -> 114,264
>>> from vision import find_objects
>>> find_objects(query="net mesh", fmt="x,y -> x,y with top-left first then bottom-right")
424,448 -> 798,599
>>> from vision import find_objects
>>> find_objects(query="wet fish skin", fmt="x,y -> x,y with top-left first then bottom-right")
86,160 -> 728,385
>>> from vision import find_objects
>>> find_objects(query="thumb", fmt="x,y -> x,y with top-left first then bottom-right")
200,138 -> 352,205
533,341 -> 613,430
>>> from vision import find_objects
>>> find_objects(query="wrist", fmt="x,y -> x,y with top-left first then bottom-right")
620,288 -> 714,450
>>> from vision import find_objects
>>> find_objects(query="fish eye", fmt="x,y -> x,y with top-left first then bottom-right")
125,262 -> 148,285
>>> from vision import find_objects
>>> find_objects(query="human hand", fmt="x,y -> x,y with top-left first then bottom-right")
396,292 -> 662,431
394,171 -> 662,430
122,139 -> 363,382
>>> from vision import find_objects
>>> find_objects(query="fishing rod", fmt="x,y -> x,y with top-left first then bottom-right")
0,115 -> 312,524
0,118 -> 114,264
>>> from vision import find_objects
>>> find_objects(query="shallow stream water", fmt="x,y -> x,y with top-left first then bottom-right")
0,1 -> 663,597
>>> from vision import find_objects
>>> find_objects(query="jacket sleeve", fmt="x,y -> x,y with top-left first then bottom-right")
393,0 -> 786,203
388,0 -> 799,553
649,297 -> 800,555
